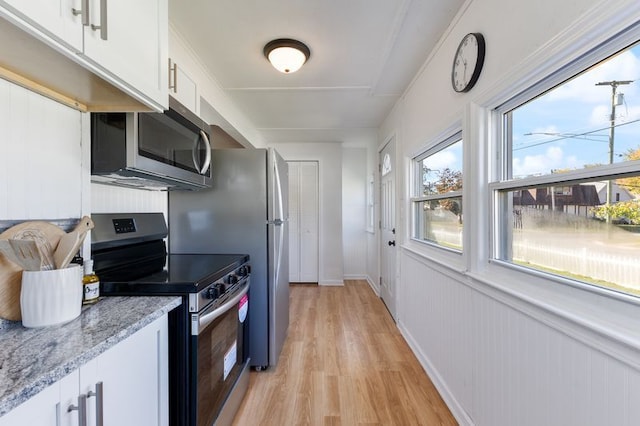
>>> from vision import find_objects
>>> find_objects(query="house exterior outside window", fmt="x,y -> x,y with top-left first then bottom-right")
411,133 -> 463,251
491,39 -> 640,297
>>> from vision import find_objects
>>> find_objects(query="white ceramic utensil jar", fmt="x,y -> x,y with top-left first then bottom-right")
20,265 -> 83,327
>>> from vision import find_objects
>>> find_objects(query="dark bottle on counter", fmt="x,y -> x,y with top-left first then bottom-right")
82,260 -> 100,304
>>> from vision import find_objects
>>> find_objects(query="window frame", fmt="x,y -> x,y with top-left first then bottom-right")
410,130 -> 464,252
489,30 -> 640,297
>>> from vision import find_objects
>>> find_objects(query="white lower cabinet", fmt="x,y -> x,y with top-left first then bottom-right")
0,374 -> 64,426
0,314 -> 169,426
81,314 -> 169,426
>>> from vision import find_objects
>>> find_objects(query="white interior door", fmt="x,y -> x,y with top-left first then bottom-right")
288,161 -> 319,283
380,138 -> 396,319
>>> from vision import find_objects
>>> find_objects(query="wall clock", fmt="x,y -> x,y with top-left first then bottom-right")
451,32 -> 485,93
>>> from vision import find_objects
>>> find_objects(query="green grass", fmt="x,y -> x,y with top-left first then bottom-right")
618,225 -> 640,234
514,260 -> 640,297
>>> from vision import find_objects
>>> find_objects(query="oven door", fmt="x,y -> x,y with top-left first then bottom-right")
190,278 -> 250,426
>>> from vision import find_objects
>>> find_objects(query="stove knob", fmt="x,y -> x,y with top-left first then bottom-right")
205,286 -> 219,300
227,274 -> 238,284
237,265 -> 249,276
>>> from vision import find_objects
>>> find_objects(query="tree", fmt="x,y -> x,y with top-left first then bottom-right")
435,168 -> 463,224
617,146 -> 640,195
434,168 -> 463,193
591,199 -> 640,224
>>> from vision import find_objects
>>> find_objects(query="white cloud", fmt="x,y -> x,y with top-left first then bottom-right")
513,146 -> 579,177
423,150 -> 458,171
546,50 -> 640,104
589,101 -> 640,126
589,104 -> 610,126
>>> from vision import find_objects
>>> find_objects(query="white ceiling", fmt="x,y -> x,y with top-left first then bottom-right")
169,0 -> 465,146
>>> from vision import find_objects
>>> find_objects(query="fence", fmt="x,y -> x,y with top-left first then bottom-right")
513,240 -> 640,290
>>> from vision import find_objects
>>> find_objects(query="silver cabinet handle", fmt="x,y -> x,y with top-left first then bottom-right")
67,394 -> 88,426
72,0 -> 90,25
90,0 -> 108,40
168,59 -> 178,93
87,382 -> 104,426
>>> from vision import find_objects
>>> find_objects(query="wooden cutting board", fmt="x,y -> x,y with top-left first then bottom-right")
0,221 -> 65,321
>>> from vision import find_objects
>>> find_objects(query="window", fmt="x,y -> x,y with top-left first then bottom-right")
411,133 -> 463,251
493,38 -> 640,297
367,174 -> 375,232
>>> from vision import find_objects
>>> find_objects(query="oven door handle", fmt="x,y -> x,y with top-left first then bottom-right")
192,278 -> 250,335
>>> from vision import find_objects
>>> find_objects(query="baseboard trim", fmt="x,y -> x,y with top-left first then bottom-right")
399,321 -> 475,426
366,276 -> 380,296
318,279 -> 344,286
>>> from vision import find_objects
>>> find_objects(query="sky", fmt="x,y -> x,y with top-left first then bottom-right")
420,42 -> 640,189
511,43 -> 640,178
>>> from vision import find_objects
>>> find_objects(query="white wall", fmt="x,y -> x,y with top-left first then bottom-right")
269,142 -> 344,285
342,147 -> 367,279
0,79 -> 83,222
377,0 -> 640,424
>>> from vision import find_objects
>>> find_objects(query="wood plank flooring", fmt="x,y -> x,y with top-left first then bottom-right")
232,280 -> 457,426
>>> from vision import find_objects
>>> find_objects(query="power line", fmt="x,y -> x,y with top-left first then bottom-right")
515,117 -> 640,151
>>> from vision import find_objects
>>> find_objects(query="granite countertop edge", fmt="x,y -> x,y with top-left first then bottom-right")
0,296 -> 182,416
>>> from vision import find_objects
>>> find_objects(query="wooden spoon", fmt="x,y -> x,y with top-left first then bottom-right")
53,216 -> 95,269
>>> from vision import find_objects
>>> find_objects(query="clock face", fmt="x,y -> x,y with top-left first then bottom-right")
451,33 -> 485,93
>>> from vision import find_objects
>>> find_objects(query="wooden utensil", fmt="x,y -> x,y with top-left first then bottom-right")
6,239 -> 42,271
0,221 -> 66,321
0,239 -> 22,267
54,216 -> 95,269
11,229 -> 56,270
0,254 -> 21,321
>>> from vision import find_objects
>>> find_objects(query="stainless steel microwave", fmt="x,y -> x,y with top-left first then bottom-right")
91,97 -> 212,190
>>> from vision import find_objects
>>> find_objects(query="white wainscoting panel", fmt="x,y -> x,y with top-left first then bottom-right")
400,251 -> 640,426
400,252 -> 474,423
91,183 -> 168,218
0,80 -> 81,220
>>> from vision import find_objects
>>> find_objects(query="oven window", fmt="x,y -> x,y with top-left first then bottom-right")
195,300 -> 247,426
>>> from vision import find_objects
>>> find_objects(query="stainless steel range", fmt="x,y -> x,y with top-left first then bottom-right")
91,213 -> 250,426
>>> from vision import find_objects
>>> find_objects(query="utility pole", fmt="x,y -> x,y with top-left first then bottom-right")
595,79 -> 633,223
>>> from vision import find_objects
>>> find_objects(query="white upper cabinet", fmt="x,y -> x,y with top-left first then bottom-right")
0,0 -> 168,111
168,57 -> 198,114
1,0 -> 83,51
82,0 -> 168,109
168,30 -> 200,114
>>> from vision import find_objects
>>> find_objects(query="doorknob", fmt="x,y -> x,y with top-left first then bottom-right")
388,240 -> 396,246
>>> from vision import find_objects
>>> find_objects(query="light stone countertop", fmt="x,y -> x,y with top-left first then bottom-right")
0,296 -> 182,416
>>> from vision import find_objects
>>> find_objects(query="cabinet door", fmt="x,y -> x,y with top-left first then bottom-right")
83,0 -> 168,108
169,58 -> 198,114
0,0 -> 83,51
288,161 -> 319,282
0,370 -> 79,426
81,314 -> 169,426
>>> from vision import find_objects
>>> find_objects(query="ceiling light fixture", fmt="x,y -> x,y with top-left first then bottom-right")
263,38 -> 311,74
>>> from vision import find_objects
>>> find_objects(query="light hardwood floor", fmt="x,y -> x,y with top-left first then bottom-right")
232,280 -> 457,425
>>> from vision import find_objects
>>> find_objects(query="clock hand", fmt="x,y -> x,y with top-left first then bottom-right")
463,59 -> 468,83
